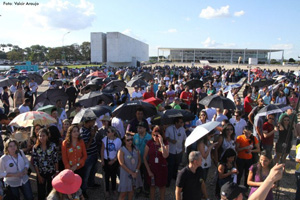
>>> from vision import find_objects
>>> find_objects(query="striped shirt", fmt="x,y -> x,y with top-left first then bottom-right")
80,126 -> 98,156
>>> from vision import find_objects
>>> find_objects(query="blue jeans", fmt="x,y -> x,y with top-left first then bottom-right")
82,153 -> 98,192
9,180 -> 33,200
296,172 -> 300,200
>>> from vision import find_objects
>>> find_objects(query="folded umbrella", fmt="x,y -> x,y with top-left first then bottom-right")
185,79 -> 203,89
72,108 -> 97,124
199,94 -> 236,110
185,121 -> 220,147
78,91 -> 113,107
34,89 -> 68,110
112,100 -> 157,121
9,111 -> 57,127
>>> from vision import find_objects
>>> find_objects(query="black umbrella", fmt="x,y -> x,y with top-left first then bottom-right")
81,83 -> 101,94
53,79 -> 63,87
251,78 -> 274,87
18,76 -> 28,81
34,89 -> 68,110
151,109 -> 195,125
126,78 -> 148,88
89,77 -> 104,85
28,73 -> 43,85
199,94 -> 236,110
185,79 -> 203,89
112,100 -> 157,120
132,72 -> 153,81
102,80 -> 126,94
78,91 -> 113,107
90,105 -> 112,117
0,77 -> 18,87
72,108 -> 97,124
256,104 -> 283,116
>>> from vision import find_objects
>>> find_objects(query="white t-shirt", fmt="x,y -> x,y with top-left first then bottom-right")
102,136 -> 122,160
111,117 -> 125,138
229,118 -> 247,138
131,91 -> 143,100
165,125 -> 186,154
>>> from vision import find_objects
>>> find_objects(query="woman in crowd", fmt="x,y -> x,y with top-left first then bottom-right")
275,91 -> 287,104
196,110 -> 210,126
197,130 -> 217,181
32,128 -> 59,200
0,139 -> 33,200
61,125 -> 87,180
236,128 -> 260,187
247,150 -> 274,200
216,148 -> 237,198
215,123 -> 236,162
143,126 -> 169,200
274,115 -> 295,164
118,134 -> 143,200
60,119 -> 71,139
14,86 -> 24,108
47,169 -> 84,200
101,126 -> 122,197
121,88 -> 130,103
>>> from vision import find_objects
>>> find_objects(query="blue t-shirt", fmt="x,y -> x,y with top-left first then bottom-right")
133,133 -> 152,162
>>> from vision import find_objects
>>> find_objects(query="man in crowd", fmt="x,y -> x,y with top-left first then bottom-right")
175,151 -> 208,200
166,117 -> 186,187
180,85 -> 192,109
66,82 -> 78,110
143,86 -> 154,100
243,92 -> 253,120
80,116 -> 99,198
19,98 -> 31,113
131,85 -> 143,100
248,97 -> 265,128
230,110 -> 247,138
220,182 -> 247,200
261,114 -> 278,152
127,108 -> 149,134
2,86 -> 10,115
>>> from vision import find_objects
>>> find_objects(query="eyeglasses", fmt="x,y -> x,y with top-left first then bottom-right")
126,139 -> 133,142
152,134 -> 159,137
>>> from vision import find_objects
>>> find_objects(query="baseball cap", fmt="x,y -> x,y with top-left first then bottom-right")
137,121 -> 147,129
220,182 -> 247,199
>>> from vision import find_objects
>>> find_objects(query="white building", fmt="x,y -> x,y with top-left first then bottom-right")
91,32 -> 149,67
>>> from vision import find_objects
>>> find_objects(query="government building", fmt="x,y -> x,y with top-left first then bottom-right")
157,48 -> 284,64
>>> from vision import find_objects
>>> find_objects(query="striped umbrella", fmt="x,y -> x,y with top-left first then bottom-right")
9,111 -> 57,127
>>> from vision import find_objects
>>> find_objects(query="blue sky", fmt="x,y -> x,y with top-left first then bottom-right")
0,0 -> 299,59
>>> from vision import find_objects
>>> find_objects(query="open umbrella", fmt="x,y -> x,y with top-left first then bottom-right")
78,91 -> 113,107
256,104 -> 283,117
20,70 -> 27,73
42,71 -> 55,80
185,79 -> 203,89
143,97 -> 163,106
36,105 -> 56,115
185,121 -> 220,147
251,78 -> 274,87
87,71 -> 107,79
0,77 -> 18,87
72,108 -> 97,124
28,73 -> 43,85
274,103 -> 292,112
199,94 -> 236,110
102,80 -> 126,94
151,109 -> 195,125
112,100 -> 157,120
294,71 -> 300,76
90,105 -> 112,117
126,78 -> 148,88
132,72 -> 153,81
53,79 -> 63,87
9,111 -> 56,127
34,89 -> 68,110
223,84 -> 242,93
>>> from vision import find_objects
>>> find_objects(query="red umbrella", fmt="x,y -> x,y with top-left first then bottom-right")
143,97 -> 163,106
20,70 -> 27,73
87,71 -> 107,79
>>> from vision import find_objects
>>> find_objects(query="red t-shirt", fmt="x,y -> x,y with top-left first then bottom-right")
143,91 -> 154,100
244,96 -> 253,113
262,122 -> 274,145
180,91 -> 192,105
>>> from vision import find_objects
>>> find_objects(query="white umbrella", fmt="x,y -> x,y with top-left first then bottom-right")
294,71 -> 300,76
185,121 -> 220,147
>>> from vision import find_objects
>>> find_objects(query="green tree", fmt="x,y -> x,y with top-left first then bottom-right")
288,58 -> 296,63
80,42 -> 90,61
48,47 -> 62,63
0,51 -> 7,59
7,50 -> 24,61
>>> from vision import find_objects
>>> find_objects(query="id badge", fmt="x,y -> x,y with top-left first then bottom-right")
131,158 -> 135,165
155,157 -> 159,163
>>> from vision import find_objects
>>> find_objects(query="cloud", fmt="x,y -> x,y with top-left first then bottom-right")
167,29 -> 177,33
277,37 -> 282,41
199,5 -> 230,19
27,0 -> 96,31
202,37 -> 236,48
234,10 -> 245,17
271,43 -> 293,50
185,17 -> 191,21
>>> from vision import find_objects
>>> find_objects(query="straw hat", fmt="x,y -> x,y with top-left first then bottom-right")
52,169 -> 82,195
11,131 -> 29,142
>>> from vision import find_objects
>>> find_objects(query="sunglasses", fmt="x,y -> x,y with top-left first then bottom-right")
126,139 -> 133,142
152,134 -> 159,137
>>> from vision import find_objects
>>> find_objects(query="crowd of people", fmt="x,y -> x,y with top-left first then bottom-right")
0,64 -> 298,200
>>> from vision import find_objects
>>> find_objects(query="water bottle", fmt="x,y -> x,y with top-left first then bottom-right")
151,177 -> 155,186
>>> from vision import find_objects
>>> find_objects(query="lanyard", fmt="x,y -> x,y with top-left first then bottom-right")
10,155 -> 19,171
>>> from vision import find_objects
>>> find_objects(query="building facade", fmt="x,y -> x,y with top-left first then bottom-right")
91,32 -> 149,67
158,48 -> 284,64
